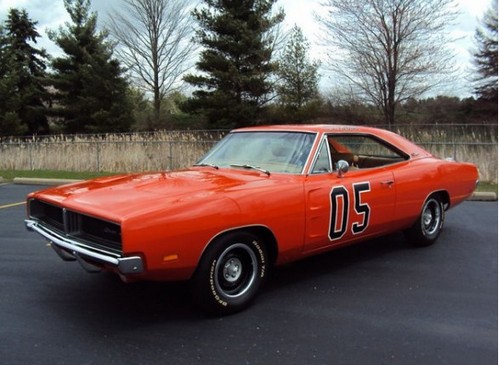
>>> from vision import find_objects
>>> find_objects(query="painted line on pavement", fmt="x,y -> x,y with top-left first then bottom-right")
0,202 -> 25,209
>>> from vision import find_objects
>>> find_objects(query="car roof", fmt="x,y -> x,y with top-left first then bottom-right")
235,124 -> 386,134
232,124 -> 431,158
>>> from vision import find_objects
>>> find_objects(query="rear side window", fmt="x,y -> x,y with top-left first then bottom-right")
311,134 -> 408,172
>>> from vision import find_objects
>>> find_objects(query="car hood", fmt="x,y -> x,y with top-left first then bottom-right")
30,168 -> 270,222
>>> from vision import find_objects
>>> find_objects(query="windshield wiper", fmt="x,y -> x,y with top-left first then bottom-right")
193,163 -> 219,169
230,164 -> 271,176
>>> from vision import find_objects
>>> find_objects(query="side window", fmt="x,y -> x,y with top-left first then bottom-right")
311,140 -> 332,174
329,134 -> 408,169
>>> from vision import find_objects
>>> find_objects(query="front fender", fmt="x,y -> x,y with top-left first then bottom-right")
120,195 -> 242,281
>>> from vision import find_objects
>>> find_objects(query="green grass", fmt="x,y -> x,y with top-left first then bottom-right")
477,181 -> 498,194
0,170 -> 117,181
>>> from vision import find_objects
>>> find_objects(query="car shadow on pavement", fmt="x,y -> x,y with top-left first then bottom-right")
264,231 -> 413,292
38,271 -> 203,324
37,231 -> 416,325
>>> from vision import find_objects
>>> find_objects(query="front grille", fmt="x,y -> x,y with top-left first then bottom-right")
29,199 -> 122,254
64,209 -> 80,235
30,200 -> 64,232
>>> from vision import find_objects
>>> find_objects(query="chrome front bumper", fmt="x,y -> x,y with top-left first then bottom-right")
25,219 -> 144,275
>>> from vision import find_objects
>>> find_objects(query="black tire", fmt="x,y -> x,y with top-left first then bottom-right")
404,195 -> 445,247
190,232 -> 267,315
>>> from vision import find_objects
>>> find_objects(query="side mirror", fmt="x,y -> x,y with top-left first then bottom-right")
336,160 -> 349,177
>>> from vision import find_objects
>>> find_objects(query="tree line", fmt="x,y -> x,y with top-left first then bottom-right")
0,0 -> 497,136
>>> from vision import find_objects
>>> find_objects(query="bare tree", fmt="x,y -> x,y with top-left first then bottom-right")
108,0 -> 197,126
317,0 -> 459,126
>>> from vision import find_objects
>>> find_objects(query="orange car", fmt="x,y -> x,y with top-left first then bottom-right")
25,125 -> 478,314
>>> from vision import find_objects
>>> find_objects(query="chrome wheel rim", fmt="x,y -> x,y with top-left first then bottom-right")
223,257 -> 243,283
215,243 -> 257,298
422,199 -> 441,236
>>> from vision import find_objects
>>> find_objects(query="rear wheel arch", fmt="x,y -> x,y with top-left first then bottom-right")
404,191 -> 447,246
434,190 -> 450,210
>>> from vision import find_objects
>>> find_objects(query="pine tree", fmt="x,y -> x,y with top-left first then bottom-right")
276,25 -> 320,111
0,9 -> 50,136
183,0 -> 284,127
474,0 -> 498,101
48,0 -> 133,133
0,26 -> 17,136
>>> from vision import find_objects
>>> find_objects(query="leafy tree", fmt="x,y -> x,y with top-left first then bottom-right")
473,0 -> 498,101
317,0 -> 459,126
48,0 -> 133,133
183,0 -> 284,128
0,9 -> 50,136
276,25 -> 320,111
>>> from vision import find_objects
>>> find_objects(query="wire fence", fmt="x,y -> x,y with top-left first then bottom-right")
0,124 -> 497,182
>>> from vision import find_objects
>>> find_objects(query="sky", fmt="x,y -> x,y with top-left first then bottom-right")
0,0 -> 493,98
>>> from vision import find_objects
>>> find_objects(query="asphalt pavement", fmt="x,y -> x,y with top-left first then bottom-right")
0,183 -> 497,365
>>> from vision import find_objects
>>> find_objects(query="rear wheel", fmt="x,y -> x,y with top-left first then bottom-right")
404,195 -> 445,247
190,232 -> 267,315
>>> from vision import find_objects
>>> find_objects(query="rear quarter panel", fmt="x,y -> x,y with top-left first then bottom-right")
393,157 -> 478,229
439,161 -> 479,206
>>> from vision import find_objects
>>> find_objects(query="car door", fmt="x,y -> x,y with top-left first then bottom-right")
303,137 -> 397,253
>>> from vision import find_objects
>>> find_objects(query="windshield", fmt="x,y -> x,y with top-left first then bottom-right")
197,131 -> 316,174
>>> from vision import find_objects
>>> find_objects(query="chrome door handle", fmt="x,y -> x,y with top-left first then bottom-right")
381,180 -> 394,187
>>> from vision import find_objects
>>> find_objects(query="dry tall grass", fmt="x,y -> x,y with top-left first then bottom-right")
1,125 -> 496,182
1,130 -> 225,172
420,143 -> 497,182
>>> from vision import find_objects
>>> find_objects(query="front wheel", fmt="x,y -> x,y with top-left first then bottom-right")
190,232 -> 267,315
404,195 -> 445,247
